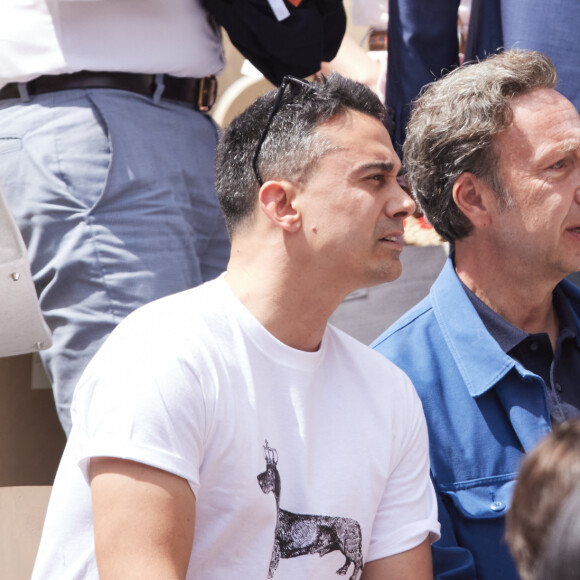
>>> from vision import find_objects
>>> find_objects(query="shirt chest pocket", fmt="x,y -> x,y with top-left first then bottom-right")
439,474 -> 518,519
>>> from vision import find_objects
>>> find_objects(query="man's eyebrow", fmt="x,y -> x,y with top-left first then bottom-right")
556,142 -> 580,155
355,161 -> 398,174
538,141 -> 580,164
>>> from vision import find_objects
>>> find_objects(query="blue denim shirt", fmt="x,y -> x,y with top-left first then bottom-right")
372,256 -> 580,580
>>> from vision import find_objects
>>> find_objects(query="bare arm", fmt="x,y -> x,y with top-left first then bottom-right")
361,537 -> 433,580
90,457 -> 196,580
319,35 -> 382,94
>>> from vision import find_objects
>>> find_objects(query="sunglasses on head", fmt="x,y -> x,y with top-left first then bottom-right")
252,76 -> 314,187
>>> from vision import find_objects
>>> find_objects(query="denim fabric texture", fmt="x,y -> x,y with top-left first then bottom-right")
0,88 -> 230,434
372,256 -> 580,580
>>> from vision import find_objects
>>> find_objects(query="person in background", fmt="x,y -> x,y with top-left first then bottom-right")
32,73 -> 439,579
0,0 -> 232,435
386,0 -> 472,156
386,0 -> 580,155
372,49 -> 580,579
506,419 -> 580,580
533,484 -> 580,580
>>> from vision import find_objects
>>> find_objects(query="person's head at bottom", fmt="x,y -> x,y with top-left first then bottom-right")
506,419 -> 580,580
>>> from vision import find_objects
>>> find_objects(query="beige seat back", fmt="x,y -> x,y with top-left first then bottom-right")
212,75 -> 273,127
0,485 -> 52,579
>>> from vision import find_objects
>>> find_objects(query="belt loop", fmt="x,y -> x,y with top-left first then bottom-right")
17,83 -> 31,103
152,74 -> 165,104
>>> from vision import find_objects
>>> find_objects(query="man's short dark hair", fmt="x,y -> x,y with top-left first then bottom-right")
403,49 -> 558,242
215,73 -> 386,235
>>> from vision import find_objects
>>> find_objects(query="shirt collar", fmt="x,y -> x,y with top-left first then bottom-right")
460,281 -> 578,353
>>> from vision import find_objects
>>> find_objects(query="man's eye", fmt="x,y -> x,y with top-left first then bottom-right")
552,159 -> 566,169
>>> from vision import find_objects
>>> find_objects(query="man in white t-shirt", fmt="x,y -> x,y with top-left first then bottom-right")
32,73 -> 439,579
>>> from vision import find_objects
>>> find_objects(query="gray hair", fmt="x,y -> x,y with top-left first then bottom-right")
403,49 -> 558,242
215,73 -> 387,236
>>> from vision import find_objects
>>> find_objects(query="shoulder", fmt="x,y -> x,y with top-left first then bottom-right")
75,278 -> 234,405
369,294 -> 457,407
328,323 -> 415,382
110,277 -> 230,346
325,325 -> 425,421
371,294 -> 436,355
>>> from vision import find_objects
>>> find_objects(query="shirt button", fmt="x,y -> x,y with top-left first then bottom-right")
529,341 -> 539,352
490,501 -> 505,512
556,383 -> 563,393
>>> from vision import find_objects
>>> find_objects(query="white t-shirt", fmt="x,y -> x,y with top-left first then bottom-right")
0,0 -> 225,87
33,276 -> 439,579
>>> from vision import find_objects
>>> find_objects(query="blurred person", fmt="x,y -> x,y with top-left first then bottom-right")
323,0 -> 470,111
320,35 -> 386,104
32,74 -> 439,580
386,0 -> 580,163
475,0 -> 580,113
506,419 -> 580,580
320,0 -> 388,103
0,0 -> 231,435
386,0 -> 473,156
534,484 -> 580,580
372,50 -> 580,579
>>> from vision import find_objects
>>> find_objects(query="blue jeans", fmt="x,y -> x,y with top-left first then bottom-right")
0,88 -> 230,434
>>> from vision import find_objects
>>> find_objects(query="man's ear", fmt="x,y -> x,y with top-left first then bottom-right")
259,180 -> 302,232
452,172 -> 493,229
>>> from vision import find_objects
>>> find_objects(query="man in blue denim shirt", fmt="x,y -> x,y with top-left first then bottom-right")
372,49 -> 580,580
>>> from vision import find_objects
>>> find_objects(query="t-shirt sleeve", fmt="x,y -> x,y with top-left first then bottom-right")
71,312 -> 208,497
366,369 -> 440,562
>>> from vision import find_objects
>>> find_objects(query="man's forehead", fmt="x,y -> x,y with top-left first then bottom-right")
496,88 -> 580,154
314,136 -> 401,177
508,88 -> 579,126
511,87 -> 567,109
315,110 -> 396,151
316,108 -> 384,134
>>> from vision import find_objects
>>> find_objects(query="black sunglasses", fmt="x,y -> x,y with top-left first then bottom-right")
252,75 -> 314,186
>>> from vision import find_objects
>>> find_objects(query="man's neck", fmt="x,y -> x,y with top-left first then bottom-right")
454,245 -> 560,348
225,249 -> 346,352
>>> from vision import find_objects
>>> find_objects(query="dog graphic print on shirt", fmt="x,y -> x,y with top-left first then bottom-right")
257,440 -> 363,579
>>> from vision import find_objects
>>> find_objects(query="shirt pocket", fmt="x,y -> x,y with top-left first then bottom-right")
438,473 -> 518,519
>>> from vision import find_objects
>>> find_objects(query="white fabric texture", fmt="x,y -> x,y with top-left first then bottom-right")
33,275 -> 439,579
0,0 -> 225,87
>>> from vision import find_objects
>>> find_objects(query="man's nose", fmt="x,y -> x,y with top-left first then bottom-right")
387,184 -> 416,219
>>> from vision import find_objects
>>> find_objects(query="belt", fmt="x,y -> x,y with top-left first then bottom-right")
369,29 -> 388,51
0,71 -> 218,111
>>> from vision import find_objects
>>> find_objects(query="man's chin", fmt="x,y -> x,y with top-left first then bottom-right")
369,262 -> 403,287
